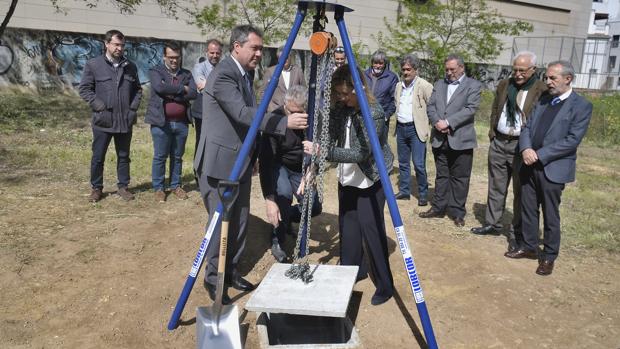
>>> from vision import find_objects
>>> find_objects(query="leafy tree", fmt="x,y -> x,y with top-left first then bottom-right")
375,0 -> 533,80
188,0 -> 311,45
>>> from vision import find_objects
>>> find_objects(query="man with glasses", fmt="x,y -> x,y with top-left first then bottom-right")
471,51 -> 547,242
79,29 -> 142,203
146,42 -> 197,202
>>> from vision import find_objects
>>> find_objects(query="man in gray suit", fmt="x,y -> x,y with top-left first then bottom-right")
419,54 -> 481,227
261,45 -> 306,113
194,25 -> 308,303
505,60 -> 592,276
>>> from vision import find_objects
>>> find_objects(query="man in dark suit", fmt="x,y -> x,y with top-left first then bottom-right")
471,51 -> 547,239
193,25 -> 308,303
260,45 -> 306,113
420,54 -> 481,227
505,60 -> 592,276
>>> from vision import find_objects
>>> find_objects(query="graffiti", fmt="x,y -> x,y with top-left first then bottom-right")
0,44 -> 14,75
0,28 -> 205,90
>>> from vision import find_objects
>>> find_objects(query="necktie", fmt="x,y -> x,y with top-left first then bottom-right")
551,96 -> 561,106
244,74 -> 255,106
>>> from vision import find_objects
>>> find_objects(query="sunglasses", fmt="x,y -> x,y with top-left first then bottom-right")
335,47 -> 344,53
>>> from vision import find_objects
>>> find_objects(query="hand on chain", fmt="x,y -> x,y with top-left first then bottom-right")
287,113 -> 308,130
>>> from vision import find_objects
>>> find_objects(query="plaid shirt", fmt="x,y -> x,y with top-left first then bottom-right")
326,102 -> 394,182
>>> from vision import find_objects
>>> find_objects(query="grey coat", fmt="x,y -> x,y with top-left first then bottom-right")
519,91 -> 592,184
193,56 -> 288,182
427,76 -> 482,150
78,55 -> 142,133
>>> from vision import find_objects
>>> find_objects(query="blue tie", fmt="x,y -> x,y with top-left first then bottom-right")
551,96 -> 561,106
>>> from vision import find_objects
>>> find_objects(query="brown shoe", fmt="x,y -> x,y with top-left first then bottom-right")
536,260 -> 554,276
504,249 -> 537,259
453,217 -> 465,227
154,190 -> 166,203
117,187 -> 135,201
172,187 -> 188,200
419,208 -> 445,218
89,188 -> 103,203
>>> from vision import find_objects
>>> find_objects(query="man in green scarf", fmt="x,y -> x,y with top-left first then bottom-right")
471,51 -> 547,245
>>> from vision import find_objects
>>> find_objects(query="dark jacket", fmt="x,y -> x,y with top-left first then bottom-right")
488,78 -> 547,140
364,67 -> 398,121
259,107 -> 305,197
78,55 -> 142,133
145,64 -> 197,127
326,102 -> 394,182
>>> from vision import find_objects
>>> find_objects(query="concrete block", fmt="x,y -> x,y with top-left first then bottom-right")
245,263 -> 358,318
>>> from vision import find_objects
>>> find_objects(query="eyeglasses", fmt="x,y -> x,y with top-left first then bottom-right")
512,66 -> 534,74
335,47 -> 344,53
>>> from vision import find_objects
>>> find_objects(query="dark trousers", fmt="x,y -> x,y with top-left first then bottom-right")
272,164 -> 322,245
396,122 -> 428,198
485,136 -> 522,232
193,117 -> 202,158
519,164 -> 565,261
201,171 -> 251,286
90,128 -> 132,189
431,142 -> 473,219
338,182 -> 394,298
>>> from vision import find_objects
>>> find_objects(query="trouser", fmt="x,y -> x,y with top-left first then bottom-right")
485,136 -> 521,232
396,122 -> 428,198
272,164 -> 322,245
431,141 -> 473,219
201,170 -> 252,286
90,128 -> 132,189
338,181 -> 394,298
150,121 -> 189,191
519,163 -> 564,261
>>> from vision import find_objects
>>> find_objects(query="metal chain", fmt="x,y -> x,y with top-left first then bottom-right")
286,47 -> 335,283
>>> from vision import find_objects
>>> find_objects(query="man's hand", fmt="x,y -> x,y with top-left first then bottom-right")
197,77 -> 206,91
265,196 -> 281,227
302,140 -> 320,156
522,148 -> 538,165
287,113 -> 308,129
435,120 -> 449,133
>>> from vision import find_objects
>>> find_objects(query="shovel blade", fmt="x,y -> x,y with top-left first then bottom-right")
197,305 -> 242,349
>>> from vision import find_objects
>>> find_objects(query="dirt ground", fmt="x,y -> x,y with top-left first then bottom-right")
1,158 -> 619,348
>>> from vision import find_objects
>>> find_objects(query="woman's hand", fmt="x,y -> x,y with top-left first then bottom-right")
296,166 -> 315,196
302,141 -> 320,156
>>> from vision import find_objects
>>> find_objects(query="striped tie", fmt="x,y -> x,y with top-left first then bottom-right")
551,96 -> 561,106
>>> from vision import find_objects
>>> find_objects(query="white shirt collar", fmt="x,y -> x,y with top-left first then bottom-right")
557,88 -> 572,101
230,55 -> 247,77
401,77 -> 417,89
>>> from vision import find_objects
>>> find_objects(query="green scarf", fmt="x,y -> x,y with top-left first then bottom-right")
506,75 -> 537,127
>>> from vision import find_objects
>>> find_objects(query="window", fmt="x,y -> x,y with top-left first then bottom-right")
609,56 -> 617,70
613,35 -> 619,48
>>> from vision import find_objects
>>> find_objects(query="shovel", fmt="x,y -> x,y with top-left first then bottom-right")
196,180 -> 242,349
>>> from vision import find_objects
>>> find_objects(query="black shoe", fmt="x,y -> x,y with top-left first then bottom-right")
471,225 -> 498,235
419,208 -> 445,218
395,192 -> 410,200
230,274 -> 255,291
417,198 -> 428,206
203,280 -> 231,304
271,241 -> 287,262
371,291 -> 393,306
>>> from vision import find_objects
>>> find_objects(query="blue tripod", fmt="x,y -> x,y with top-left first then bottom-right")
168,3 -> 438,348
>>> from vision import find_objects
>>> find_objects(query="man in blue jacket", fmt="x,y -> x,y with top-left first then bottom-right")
79,29 -> 142,203
145,42 -> 197,202
364,50 -> 399,137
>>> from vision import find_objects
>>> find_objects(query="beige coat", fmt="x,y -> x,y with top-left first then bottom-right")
394,76 -> 434,142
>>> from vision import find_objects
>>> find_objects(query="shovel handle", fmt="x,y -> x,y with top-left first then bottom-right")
217,180 -> 240,222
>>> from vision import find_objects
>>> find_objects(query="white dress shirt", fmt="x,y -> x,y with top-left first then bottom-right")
397,79 -> 416,124
337,117 -> 373,189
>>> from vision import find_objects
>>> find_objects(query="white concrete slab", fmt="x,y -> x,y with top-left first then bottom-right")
245,263 -> 358,318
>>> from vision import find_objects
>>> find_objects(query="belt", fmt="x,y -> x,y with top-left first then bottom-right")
397,121 -> 414,126
495,132 -> 519,141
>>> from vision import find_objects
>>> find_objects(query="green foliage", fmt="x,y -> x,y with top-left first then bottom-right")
189,0 -> 311,45
585,93 -> 620,145
375,0 -> 533,80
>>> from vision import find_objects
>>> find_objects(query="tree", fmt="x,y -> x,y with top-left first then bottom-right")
375,0 -> 533,80
188,0 -> 311,45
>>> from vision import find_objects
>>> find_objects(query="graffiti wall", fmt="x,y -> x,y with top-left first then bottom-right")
0,28 -> 206,91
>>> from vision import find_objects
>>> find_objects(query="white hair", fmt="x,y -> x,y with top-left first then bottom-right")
514,51 -> 537,66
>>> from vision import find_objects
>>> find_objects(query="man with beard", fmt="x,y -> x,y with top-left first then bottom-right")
471,51 -> 547,243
